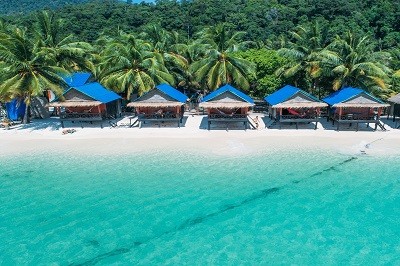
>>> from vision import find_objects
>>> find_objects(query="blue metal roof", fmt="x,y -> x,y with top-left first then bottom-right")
155,84 -> 188,103
322,87 -> 384,105
63,72 -> 92,87
201,84 -> 254,104
65,82 -> 121,103
264,85 -> 320,105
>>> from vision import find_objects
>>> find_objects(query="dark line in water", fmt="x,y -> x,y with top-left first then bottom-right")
71,156 -> 357,266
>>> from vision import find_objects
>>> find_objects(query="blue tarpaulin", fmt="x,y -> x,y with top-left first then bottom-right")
6,99 -> 26,120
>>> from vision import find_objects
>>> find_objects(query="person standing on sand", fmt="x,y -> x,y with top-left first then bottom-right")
251,115 -> 260,129
196,92 -> 203,115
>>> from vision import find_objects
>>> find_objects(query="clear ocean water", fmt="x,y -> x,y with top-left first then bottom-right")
1,149 -> 399,265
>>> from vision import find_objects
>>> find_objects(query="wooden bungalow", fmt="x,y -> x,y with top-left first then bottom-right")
199,84 -> 254,130
127,84 -> 188,128
323,87 -> 389,131
48,73 -> 122,128
388,93 -> 400,128
264,85 -> 327,129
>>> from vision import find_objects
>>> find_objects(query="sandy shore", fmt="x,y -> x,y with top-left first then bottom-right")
1,114 -> 399,157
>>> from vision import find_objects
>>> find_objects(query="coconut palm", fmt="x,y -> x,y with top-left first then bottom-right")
276,22 -> 328,93
0,27 -> 67,123
191,23 -> 256,91
34,11 -> 94,72
99,31 -> 174,99
140,24 -> 189,85
320,31 -> 391,94
173,41 -> 210,93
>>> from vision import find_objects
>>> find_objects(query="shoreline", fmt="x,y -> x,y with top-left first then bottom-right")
1,116 -> 399,158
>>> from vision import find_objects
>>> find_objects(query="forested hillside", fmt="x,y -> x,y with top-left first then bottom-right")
0,0 -> 90,15
3,0 -> 400,49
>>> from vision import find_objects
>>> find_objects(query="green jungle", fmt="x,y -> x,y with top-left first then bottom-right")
1,0 -> 400,122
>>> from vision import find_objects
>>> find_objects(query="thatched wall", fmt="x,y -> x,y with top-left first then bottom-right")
64,89 -> 94,101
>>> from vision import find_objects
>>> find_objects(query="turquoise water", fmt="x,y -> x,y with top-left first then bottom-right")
1,149 -> 399,265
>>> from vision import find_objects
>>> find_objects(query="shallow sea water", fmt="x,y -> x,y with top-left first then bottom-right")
0,148 -> 399,265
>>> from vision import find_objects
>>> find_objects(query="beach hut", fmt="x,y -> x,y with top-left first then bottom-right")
323,87 -> 389,131
127,84 -> 188,128
48,73 -> 122,128
388,93 -> 400,128
264,85 -> 327,129
199,84 -> 254,130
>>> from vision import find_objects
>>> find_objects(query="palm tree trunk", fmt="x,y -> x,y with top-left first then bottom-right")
23,96 -> 30,124
313,79 -> 320,99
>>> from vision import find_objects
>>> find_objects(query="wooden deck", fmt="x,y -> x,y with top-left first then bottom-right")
60,112 -> 105,128
207,114 -> 248,130
137,113 -> 181,128
276,115 -> 319,130
331,114 -> 384,131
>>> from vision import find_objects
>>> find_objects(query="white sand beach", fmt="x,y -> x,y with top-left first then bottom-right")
1,114 -> 400,157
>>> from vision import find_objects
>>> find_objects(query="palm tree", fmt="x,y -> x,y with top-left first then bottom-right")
320,31 -> 391,94
99,31 -> 174,99
0,27 -> 67,123
34,11 -> 94,72
191,23 -> 255,91
276,22 -> 328,94
173,40 -> 210,93
140,24 -> 188,87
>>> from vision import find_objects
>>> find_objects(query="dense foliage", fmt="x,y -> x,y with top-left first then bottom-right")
0,0 -> 89,15
1,1 -> 400,123
2,0 -> 400,50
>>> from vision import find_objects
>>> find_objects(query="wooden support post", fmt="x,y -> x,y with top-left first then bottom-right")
314,121 -> 318,130
296,122 -> 298,129
356,122 -> 359,131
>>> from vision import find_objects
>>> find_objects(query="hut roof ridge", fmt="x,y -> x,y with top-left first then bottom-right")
201,84 -> 254,104
388,93 -> 400,104
322,87 -> 384,105
264,85 -> 321,106
64,82 -> 121,104
63,72 -> 92,87
155,84 -> 188,103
